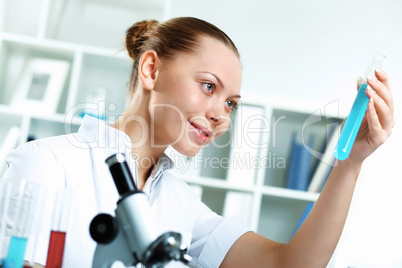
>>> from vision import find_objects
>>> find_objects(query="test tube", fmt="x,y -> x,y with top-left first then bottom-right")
23,184 -> 47,268
0,180 -> 12,262
45,188 -> 72,268
334,52 -> 386,160
2,180 -> 44,268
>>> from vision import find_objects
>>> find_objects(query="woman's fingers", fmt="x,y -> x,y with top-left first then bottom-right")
366,98 -> 389,147
375,69 -> 391,90
365,87 -> 394,135
365,69 -> 394,144
368,70 -> 394,114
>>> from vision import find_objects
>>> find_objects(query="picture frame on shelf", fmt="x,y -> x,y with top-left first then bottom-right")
10,58 -> 70,114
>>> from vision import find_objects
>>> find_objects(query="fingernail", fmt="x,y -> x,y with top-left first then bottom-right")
370,97 -> 374,105
368,76 -> 376,84
375,69 -> 383,75
367,86 -> 376,95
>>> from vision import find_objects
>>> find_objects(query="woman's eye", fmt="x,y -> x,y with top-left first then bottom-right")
202,83 -> 215,93
225,100 -> 237,110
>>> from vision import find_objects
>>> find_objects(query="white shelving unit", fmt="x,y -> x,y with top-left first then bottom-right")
0,0 -> 346,244
0,0 -> 169,147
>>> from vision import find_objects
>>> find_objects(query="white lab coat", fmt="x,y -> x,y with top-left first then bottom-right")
3,115 -> 250,268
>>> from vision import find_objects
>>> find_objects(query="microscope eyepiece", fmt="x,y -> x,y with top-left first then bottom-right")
105,153 -> 139,196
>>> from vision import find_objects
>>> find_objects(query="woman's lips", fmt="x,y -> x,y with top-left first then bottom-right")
188,121 -> 211,144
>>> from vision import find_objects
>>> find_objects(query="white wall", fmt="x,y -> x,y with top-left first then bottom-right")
170,0 -> 402,104
169,1 -> 402,267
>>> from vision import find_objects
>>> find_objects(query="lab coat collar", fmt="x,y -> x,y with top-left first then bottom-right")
78,115 -> 174,174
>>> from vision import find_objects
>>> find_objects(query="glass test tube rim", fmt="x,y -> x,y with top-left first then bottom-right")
362,52 -> 386,83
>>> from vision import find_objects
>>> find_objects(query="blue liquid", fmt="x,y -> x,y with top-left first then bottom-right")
334,84 -> 369,160
3,236 -> 28,268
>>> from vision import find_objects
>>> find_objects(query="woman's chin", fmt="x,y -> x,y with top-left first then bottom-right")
173,144 -> 202,157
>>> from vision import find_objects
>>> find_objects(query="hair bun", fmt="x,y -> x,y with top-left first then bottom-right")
125,20 -> 159,60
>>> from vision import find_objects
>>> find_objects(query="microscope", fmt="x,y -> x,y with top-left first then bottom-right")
89,153 -> 191,267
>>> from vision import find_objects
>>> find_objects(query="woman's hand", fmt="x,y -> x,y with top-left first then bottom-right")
347,70 -> 394,164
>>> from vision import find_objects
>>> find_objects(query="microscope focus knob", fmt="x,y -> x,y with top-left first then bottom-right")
90,213 -> 119,244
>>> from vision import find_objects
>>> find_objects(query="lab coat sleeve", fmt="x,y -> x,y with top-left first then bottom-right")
189,200 -> 251,268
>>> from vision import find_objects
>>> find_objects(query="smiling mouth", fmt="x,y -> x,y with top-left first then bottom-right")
188,120 -> 211,141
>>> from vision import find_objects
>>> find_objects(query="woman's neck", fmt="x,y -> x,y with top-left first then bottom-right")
110,93 -> 167,190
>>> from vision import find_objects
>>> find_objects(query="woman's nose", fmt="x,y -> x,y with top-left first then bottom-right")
206,97 -> 230,126
206,106 -> 223,124
206,105 -> 228,126
209,116 -> 218,123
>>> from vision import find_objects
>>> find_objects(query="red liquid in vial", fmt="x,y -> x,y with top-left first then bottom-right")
45,230 -> 66,268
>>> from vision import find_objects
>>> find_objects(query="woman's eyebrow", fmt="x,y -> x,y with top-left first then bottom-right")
198,72 -> 224,89
197,72 -> 241,98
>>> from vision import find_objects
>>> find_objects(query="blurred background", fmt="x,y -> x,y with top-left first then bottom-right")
0,0 -> 401,267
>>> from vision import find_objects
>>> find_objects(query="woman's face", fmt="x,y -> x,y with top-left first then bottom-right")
150,36 -> 242,156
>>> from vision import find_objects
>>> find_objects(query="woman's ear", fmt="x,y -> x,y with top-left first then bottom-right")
138,50 -> 160,91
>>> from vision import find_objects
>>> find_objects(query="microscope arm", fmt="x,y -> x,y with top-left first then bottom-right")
92,226 -> 136,268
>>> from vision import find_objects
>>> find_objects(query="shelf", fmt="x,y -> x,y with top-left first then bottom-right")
258,196 -> 311,243
263,108 -> 343,189
0,104 -> 82,126
1,32 -> 128,59
1,0 -> 43,37
0,113 -> 23,137
1,0 -> 167,49
30,112 -> 83,127
261,185 -> 319,202
45,0 -> 167,48
181,175 -> 319,202
29,117 -> 80,141
0,39 -> 74,111
243,93 -> 350,119
72,53 -> 131,121
182,176 -> 255,193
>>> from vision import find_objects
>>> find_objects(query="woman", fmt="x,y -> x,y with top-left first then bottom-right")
3,17 -> 394,267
